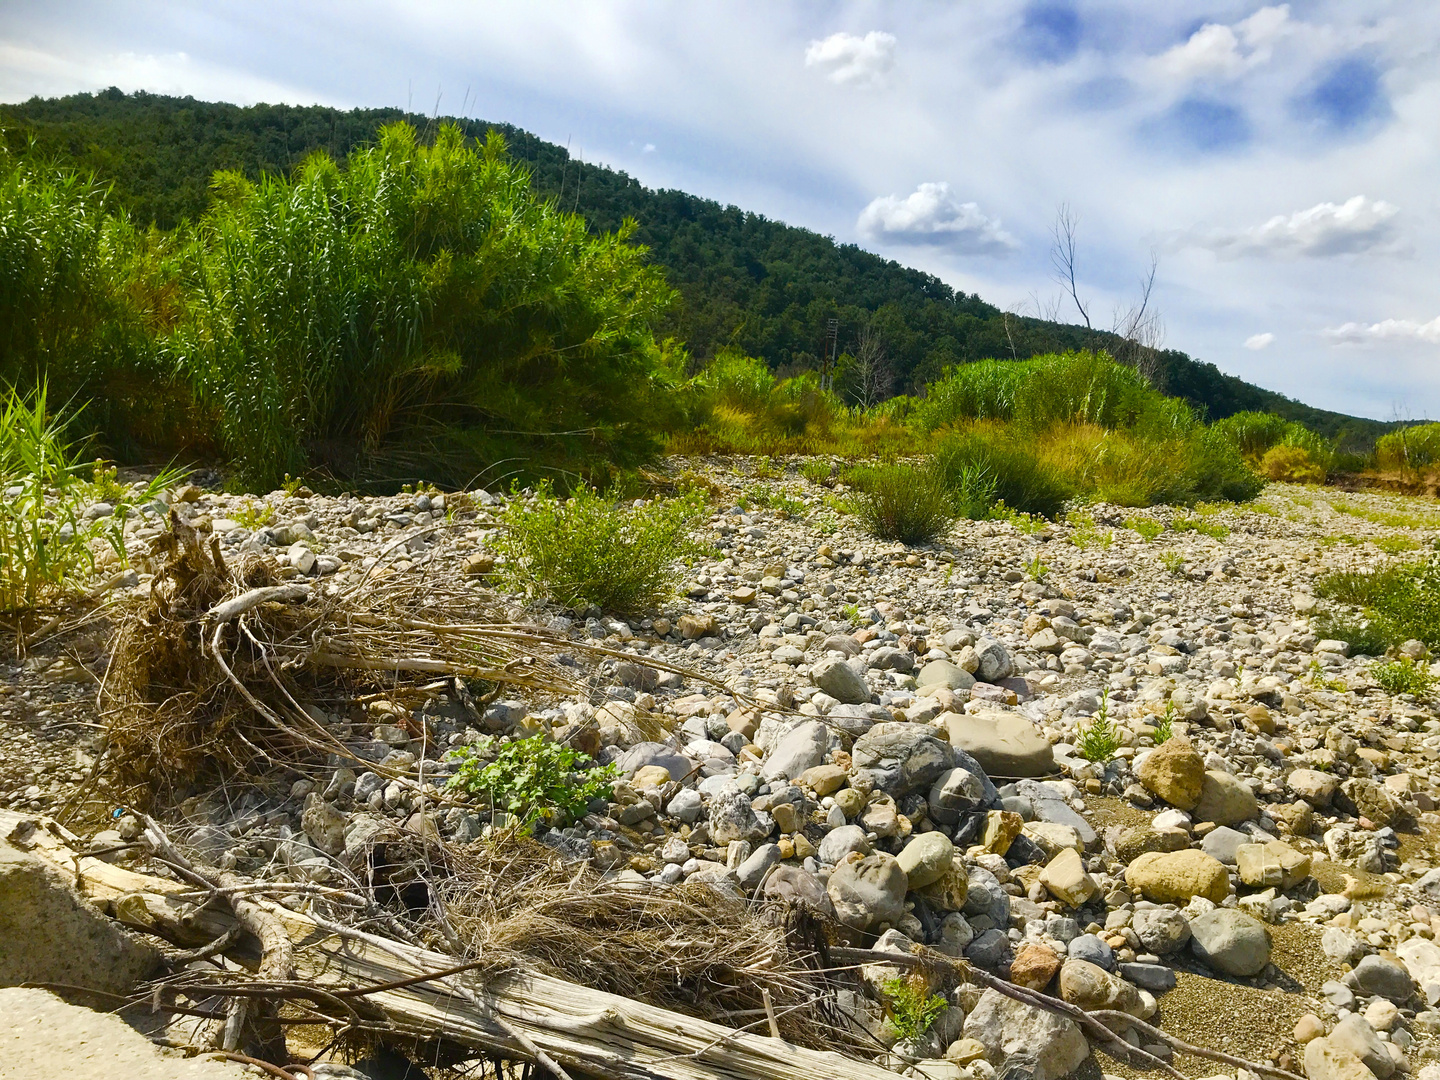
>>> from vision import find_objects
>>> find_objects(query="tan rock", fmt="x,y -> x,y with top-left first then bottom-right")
1134,735 -> 1205,810
800,763 -> 847,797
915,861 -> 970,913
1021,820 -> 1084,856
1305,1039 -> 1378,1080
897,832 -> 955,889
981,810 -> 1024,856
1192,770 -> 1259,825
1236,840 -> 1311,889
1009,943 -> 1063,991
1058,958 -> 1144,1017
1040,848 -> 1098,907
1126,849 -> 1231,904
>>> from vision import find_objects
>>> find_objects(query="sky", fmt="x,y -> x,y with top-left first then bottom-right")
2,1 -> 1438,420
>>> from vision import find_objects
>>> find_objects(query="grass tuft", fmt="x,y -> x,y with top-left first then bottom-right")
853,463 -> 956,545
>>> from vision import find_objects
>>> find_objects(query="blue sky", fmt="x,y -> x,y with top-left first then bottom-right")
2,1 -> 1438,419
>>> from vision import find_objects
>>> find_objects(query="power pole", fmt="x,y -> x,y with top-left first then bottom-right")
822,318 -> 839,392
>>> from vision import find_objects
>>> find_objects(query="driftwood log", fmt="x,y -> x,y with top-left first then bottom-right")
3,812 -> 901,1080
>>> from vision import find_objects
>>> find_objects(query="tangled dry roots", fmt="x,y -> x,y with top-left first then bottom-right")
434,837 -> 861,1053
100,512 -> 582,802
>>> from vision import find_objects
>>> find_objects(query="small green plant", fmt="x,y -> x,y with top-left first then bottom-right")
493,482 -> 704,614
1173,515 -> 1229,539
1372,658 -> 1434,699
447,735 -> 617,830
1151,702 -> 1175,744
855,464 -> 956,545
842,602 -> 861,623
280,473 -> 305,497
799,459 -> 833,486
233,501 -> 275,530
881,973 -> 947,1043
1376,535 -> 1421,554
1304,658 -> 1347,692
751,455 -> 779,479
1066,511 -> 1112,550
742,484 -> 806,517
1076,690 -> 1120,762
1125,517 -> 1163,542
1025,553 -> 1049,581
1159,550 -> 1186,576
823,493 -> 860,516
88,460 -> 128,504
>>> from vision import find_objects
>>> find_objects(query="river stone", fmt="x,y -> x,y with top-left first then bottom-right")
942,710 -> 1055,778
1305,1038 -> 1382,1080
1199,825 -> 1250,865
1341,778 -> 1401,828
761,720 -> 828,782
897,832 -> 955,889
1289,768 -> 1340,808
852,723 -> 955,797
1113,825 -> 1190,864
1131,906 -> 1191,955
1010,943 -> 1064,991
1347,955 -> 1416,1003
1134,735 -> 1206,810
614,742 -> 694,782
1058,959 -> 1144,1017
963,866 -> 1011,926
928,755 -> 1001,825
735,843 -> 782,891
810,657 -> 870,705
819,824 -> 872,866
919,659 -> 977,691
1126,850 -> 1231,905
799,763 -> 847,797
708,790 -> 770,845
821,633 -> 863,658
1192,770 -> 1259,825
1236,840 -> 1311,889
1189,909 -> 1272,977
1328,1014 -> 1396,1079
973,640 -> 1015,684
827,853 -> 908,931
301,794 -> 348,856
1398,938 -> 1440,1004
1039,848 -> 1097,907
961,988 -> 1090,1080
760,864 -> 836,919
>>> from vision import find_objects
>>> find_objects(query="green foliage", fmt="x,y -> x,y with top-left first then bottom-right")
1375,423 -> 1440,472
1259,444 -> 1326,483
1076,691 -> 1120,762
1172,515 -> 1230,539
1159,550 -> 1186,575
1025,553 -> 1049,581
854,464 -> 956,545
880,974 -> 947,1042
1126,517 -> 1164,542
446,735 -> 617,829
1215,410 -> 1335,476
933,426 -> 1074,519
0,385 -> 174,612
799,458 -> 834,485
1065,510 -> 1112,550
1372,659 -> 1433,699
1151,702 -> 1175,745
1315,555 -> 1440,650
493,482 -> 703,615
232,500 -> 275,530
740,483 -> 805,517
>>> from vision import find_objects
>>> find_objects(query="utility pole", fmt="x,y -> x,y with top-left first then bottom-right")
822,318 -> 839,392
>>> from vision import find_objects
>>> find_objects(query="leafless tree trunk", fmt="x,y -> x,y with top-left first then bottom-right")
1050,203 -> 1091,330
849,323 -> 893,408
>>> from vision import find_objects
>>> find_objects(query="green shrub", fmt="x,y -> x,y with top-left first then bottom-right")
1126,517 -> 1163,542
1214,411 -> 1334,475
1313,614 -> 1392,657
1372,659 -> 1434,699
1076,692 -> 1120,762
1260,444 -> 1326,483
493,482 -> 704,614
1375,423 -> 1440,472
881,974 -> 947,1042
933,427 -> 1074,519
855,464 -> 956,545
799,458 -> 834,485
1315,555 -> 1440,649
446,735 -> 617,829
1151,702 -> 1175,744
1159,550 -> 1186,575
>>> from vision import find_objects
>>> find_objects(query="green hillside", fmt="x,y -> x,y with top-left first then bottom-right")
0,88 -> 1390,448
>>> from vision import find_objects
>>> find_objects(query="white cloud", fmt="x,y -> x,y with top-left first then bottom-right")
804,31 -> 896,88
1180,196 -> 1402,258
1154,5 -> 1290,80
1325,317 -> 1440,345
857,182 -> 1018,254
1244,332 -> 1275,350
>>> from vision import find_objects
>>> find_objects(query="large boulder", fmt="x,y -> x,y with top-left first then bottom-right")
1398,937 -> 1440,1005
761,720 -> 829,782
1131,906 -> 1191,955
827,853 -> 908,931
942,710 -> 1055,778
897,832 -> 955,889
1189,909 -> 1272,977
1192,770 -> 1259,825
961,988 -> 1091,1080
1058,959 -> 1145,1017
1134,735 -> 1205,810
0,837 -> 159,996
852,723 -> 955,797
1327,1014 -> 1396,1079
1126,850 -> 1231,905
928,756 -> 1000,825
810,657 -> 870,705
1305,1038 -> 1383,1080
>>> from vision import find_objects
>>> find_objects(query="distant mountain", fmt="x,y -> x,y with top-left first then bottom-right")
0,88 -> 1391,447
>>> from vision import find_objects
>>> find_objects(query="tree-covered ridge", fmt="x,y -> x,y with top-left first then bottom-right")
0,88 -> 1391,446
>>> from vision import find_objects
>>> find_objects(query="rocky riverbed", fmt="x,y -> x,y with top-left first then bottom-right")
7,459 -> 1440,1080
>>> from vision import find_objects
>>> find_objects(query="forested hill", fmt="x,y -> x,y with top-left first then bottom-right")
0,88 -> 1388,445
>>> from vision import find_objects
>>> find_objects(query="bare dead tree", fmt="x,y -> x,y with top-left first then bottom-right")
849,323 -> 894,409
1050,203 -> 1092,330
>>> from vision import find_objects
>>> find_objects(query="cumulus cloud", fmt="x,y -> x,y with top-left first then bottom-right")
1155,5 -> 1290,80
1324,318 -> 1440,345
1180,196 -> 1401,258
1245,332 -> 1275,350
857,182 -> 1018,254
804,31 -> 896,87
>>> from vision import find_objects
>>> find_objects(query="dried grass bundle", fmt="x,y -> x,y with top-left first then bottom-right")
435,837 -> 856,1053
